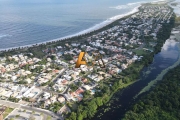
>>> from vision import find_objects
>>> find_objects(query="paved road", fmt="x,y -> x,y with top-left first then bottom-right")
52,68 -> 67,83
0,100 -> 64,120
61,76 -> 81,94
38,67 -> 68,95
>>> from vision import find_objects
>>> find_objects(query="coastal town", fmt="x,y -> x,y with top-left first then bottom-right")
0,2 -> 176,120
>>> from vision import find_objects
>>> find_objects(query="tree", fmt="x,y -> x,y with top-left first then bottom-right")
76,81 -> 82,87
68,112 -> 77,120
123,64 -> 180,120
15,115 -> 20,118
69,84 -> 78,91
95,97 -> 103,106
83,91 -> 91,100
70,77 -> 74,81
77,114 -> 83,120
64,54 -> 73,61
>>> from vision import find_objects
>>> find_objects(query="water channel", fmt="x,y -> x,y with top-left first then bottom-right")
92,39 -> 180,120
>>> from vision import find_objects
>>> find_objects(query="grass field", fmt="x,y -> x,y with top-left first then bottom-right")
3,107 -> 14,118
133,49 -> 147,56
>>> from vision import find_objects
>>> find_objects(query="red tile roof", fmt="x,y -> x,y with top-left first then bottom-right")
75,88 -> 84,95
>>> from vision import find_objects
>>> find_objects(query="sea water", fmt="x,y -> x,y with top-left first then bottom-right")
0,0 -> 167,50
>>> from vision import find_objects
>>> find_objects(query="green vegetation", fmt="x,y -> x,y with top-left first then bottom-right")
137,44 -> 180,96
66,61 -> 155,120
0,3 -> 175,120
17,80 -> 28,84
47,115 -> 52,120
41,81 -> 50,86
64,54 -> 73,61
67,102 -> 78,112
0,8 -> 135,59
69,84 -> 78,91
15,114 -> 20,118
48,102 -> 63,113
175,15 -> 180,26
123,65 -> 180,120
3,107 -> 14,118
66,80 -> 136,120
120,63 -> 144,83
8,96 -> 19,103
175,16 -> 180,24
22,97 -> 30,102
65,7 -> 175,120
176,16 -> 180,22
133,49 -> 146,56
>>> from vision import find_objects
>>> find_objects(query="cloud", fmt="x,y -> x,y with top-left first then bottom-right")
162,39 -> 177,51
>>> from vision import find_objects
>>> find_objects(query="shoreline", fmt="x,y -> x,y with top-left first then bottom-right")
0,0 -> 167,52
0,5 -> 141,52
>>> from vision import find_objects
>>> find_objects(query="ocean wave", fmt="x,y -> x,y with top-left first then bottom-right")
0,0 -> 167,51
0,5 -> 141,52
0,34 -> 12,39
110,1 -> 146,10
151,0 -> 167,3
110,0 -> 168,10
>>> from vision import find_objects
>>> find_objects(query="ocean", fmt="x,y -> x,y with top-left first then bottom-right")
170,0 -> 180,16
0,0 -> 167,50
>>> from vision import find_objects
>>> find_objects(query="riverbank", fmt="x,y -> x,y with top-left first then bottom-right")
136,40 -> 180,97
91,3 -> 176,120
123,63 -> 180,120
94,80 -> 137,119
135,20 -> 180,97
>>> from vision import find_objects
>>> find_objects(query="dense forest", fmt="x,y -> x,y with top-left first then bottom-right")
123,65 -> 180,120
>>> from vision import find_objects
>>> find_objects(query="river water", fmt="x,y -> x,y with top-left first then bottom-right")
92,39 -> 180,120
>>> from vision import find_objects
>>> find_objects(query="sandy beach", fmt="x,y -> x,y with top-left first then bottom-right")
0,5 -> 141,52
0,0 -> 168,52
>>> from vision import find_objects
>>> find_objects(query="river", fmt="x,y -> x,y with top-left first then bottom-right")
91,39 -> 180,120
